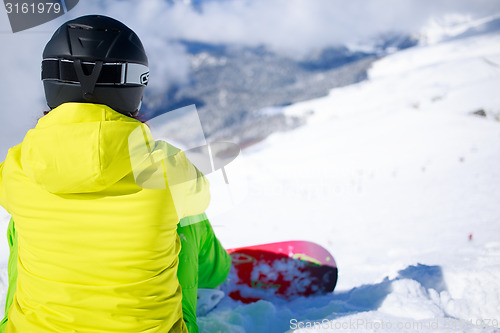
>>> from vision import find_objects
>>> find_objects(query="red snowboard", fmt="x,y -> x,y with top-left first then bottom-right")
225,241 -> 338,303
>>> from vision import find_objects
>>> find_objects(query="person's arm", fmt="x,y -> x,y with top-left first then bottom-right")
0,161 -> 7,212
159,141 -> 210,220
128,123 -> 210,221
177,215 -> 231,333
0,218 -> 19,331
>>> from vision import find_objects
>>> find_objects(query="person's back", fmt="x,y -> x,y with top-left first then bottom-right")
0,16 -> 209,332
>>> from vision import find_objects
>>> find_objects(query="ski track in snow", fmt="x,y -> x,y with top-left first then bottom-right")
1,30 -> 500,333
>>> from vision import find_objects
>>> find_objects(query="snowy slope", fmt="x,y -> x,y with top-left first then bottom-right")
196,30 -> 500,332
1,23 -> 500,333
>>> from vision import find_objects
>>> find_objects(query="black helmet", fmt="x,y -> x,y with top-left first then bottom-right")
42,15 -> 149,117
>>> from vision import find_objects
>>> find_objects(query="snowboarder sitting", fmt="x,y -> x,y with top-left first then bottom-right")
0,15 -> 230,333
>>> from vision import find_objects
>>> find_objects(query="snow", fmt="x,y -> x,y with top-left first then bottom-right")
1,26 -> 500,333
419,13 -> 500,45
199,31 -> 500,331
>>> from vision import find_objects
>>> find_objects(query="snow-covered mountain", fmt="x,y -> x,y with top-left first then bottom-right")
192,19 -> 500,333
149,13 -> 500,150
147,33 -> 418,147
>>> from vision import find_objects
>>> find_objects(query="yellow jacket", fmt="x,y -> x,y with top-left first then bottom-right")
0,103 -> 210,332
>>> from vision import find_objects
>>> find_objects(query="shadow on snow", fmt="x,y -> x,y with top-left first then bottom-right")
199,264 -> 446,333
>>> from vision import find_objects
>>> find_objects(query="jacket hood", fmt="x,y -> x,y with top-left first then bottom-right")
21,103 -> 143,194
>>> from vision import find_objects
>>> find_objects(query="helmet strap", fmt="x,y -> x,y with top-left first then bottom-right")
73,59 -> 103,100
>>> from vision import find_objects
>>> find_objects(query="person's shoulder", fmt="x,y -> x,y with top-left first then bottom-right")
155,140 -> 183,157
4,142 -> 23,162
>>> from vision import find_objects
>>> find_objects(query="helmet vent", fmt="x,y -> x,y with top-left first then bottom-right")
68,27 -> 119,60
68,23 -> 93,30
69,23 -> 121,33
77,37 -> 104,52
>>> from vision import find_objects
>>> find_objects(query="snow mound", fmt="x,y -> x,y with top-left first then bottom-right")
201,264 -> 500,332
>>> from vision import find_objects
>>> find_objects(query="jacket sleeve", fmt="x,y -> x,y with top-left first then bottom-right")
127,124 -> 210,220
162,143 -> 210,220
0,160 -> 7,212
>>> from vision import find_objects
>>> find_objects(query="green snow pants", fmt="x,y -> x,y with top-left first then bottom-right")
0,214 -> 231,333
